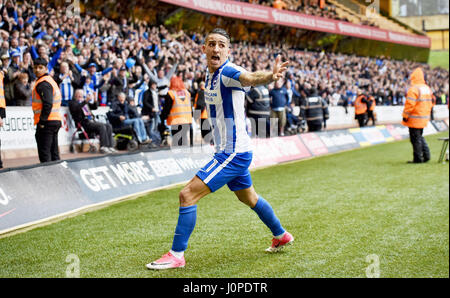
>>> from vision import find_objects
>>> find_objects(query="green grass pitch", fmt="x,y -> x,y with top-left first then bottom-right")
428,50 -> 449,70
0,132 -> 448,278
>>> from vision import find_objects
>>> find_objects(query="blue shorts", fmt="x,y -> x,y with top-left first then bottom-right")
196,151 -> 253,193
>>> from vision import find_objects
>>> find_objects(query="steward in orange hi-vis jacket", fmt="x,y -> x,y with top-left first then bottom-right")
161,76 -> 193,147
32,58 -> 62,163
365,95 -> 376,126
402,67 -> 434,163
354,91 -> 369,127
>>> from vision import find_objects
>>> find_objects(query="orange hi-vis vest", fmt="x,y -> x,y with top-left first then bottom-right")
354,95 -> 368,115
402,68 -> 434,129
167,89 -> 193,125
402,84 -> 434,128
32,75 -> 62,125
0,72 -> 5,109
194,88 -> 207,120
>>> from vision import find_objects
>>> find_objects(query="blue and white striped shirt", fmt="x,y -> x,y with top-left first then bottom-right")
205,60 -> 252,153
59,73 -> 74,104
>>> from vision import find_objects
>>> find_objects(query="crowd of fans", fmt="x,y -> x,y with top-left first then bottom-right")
0,0 -> 448,137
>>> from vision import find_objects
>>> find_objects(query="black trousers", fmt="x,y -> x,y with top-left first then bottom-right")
35,120 -> 61,163
355,114 -> 366,127
84,121 -> 114,148
307,121 -> 323,132
409,127 -> 430,162
200,118 -> 213,141
366,110 -> 376,126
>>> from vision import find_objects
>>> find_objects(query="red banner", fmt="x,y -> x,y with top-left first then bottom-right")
159,0 -> 430,48
299,133 -> 329,156
250,135 -> 312,168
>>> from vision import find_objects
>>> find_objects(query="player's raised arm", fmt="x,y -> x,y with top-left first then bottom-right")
239,55 -> 289,87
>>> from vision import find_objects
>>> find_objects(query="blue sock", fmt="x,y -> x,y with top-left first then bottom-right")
251,196 -> 285,237
171,205 -> 197,252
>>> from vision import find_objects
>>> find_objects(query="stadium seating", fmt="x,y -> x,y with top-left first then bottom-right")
327,0 -> 413,34
233,0 -> 412,33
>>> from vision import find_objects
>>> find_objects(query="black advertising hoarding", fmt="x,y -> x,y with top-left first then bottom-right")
67,150 -> 212,203
0,148 -> 212,234
0,162 -> 90,233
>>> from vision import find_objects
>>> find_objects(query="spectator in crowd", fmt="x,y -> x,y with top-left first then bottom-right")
82,75 -> 96,101
285,100 -> 302,134
13,72 -> 31,106
109,66 -> 133,104
19,51 -> 35,82
269,79 -> 289,136
85,62 -> 113,105
110,92 -> 151,144
300,83 -> 329,132
246,84 -> 271,138
55,61 -> 75,106
0,53 -> 9,73
142,58 -> 178,98
141,80 -> 162,145
5,50 -> 21,105
69,89 -> 117,154
127,96 -> 157,147
131,66 -> 149,107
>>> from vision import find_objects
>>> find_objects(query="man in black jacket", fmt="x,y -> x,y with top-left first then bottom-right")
108,67 -> 135,103
300,84 -> 329,132
109,92 -> 150,144
32,57 -> 62,163
69,89 -> 116,153
246,84 -> 271,138
141,81 -> 161,144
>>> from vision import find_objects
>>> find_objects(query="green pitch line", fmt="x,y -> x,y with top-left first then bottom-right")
0,132 -> 448,278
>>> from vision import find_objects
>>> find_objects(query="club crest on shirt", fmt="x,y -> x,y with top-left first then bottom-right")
211,76 -> 219,89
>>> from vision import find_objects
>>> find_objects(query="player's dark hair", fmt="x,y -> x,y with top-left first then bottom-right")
207,28 -> 230,43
